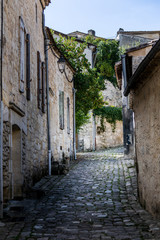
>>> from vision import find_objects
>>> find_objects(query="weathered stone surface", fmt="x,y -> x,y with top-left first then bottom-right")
2,0 -> 50,200
78,80 -> 123,151
133,65 -> 160,218
48,47 -> 74,165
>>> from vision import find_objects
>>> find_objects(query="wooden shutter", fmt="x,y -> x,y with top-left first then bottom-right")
42,62 -> 46,113
26,34 -> 30,100
37,51 -> 42,109
20,17 -> 25,93
59,91 -> 64,130
67,97 -> 70,134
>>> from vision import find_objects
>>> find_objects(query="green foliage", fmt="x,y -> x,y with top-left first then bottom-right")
51,30 -> 105,131
93,106 -> 122,132
52,30 -> 122,132
85,36 -> 121,87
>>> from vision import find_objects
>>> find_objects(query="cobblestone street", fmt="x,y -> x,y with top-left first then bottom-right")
1,148 -> 160,240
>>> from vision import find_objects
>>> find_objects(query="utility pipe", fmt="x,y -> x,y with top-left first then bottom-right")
43,11 -> 51,175
0,0 -> 3,218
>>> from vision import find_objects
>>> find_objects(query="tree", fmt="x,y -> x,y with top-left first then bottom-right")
85,36 -> 120,86
52,32 -> 105,131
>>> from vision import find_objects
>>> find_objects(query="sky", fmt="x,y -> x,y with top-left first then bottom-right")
45,0 -> 160,39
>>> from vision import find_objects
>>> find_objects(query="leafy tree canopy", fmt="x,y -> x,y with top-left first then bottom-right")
51,31 -> 105,131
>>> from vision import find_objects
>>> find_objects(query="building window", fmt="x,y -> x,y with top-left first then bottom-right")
67,97 -> 70,134
59,91 -> 64,130
19,17 -> 25,93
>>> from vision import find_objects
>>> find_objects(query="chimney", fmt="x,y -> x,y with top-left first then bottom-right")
88,29 -> 95,36
118,28 -> 124,32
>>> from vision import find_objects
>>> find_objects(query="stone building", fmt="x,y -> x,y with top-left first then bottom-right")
0,0 -> 75,219
115,29 -> 159,157
0,0 -> 51,204
117,39 -> 160,217
116,28 -> 160,49
46,28 -> 75,171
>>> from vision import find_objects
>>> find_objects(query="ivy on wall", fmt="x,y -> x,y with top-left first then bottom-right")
93,106 -> 122,133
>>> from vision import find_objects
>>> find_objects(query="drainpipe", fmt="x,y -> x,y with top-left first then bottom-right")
0,0 -> 3,218
42,11 -> 51,175
73,85 -> 76,160
121,55 -> 128,91
92,48 -> 97,151
92,113 -> 96,151
121,55 -> 129,154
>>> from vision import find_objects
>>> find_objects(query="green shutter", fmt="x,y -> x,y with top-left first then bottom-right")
67,97 -> 70,134
59,91 -> 64,130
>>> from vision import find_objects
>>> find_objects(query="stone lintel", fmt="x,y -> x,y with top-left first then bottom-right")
9,102 -> 25,117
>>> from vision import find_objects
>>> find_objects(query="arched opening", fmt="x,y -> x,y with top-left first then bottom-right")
12,124 -> 23,198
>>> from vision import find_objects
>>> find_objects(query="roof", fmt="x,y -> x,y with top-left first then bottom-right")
68,30 -> 113,41
117,30 -> 160,36
46,27 -> 75,73
125,40 -> 157,54
124,38 -> 160,96
52,29 -> 97,48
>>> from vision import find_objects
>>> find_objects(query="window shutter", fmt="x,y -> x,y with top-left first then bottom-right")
42,62 -> 46,113
26,34 -> 30,100
67,97 -> 70,134
37,51 -> 42,109
59,91 -> 64,130
20,17 -> 25,93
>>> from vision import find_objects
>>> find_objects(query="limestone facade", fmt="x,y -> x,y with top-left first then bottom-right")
1,0 -> 52,201
46,28 -> 74,169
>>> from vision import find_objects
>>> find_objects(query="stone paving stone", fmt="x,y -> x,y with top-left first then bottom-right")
0,147 -> 160,240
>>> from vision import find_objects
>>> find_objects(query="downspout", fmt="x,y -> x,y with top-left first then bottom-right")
0,0 -> 3,218
73,82 -> 76,160
92,48 -> 97,151
42,11 -> 51,175
121,55 -> 127,90
121,54 -> 129,154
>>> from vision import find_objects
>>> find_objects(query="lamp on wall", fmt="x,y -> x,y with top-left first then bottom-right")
57,55 -> 66,73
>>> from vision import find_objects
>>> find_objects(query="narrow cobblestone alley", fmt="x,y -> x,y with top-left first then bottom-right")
1,148 -> 160,240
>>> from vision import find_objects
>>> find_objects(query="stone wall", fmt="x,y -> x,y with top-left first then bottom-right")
3,122 -> 11,200
48,47 -> 74,169
96,119 -> 123,150
2,0 -> 50,199
133,66 -> 160,218
77,80 -> 123,151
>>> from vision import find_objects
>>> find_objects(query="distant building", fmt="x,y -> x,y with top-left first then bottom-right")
116,28 -> 160,49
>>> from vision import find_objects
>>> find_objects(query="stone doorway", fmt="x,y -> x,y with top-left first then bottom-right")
12,124 -> 23,198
